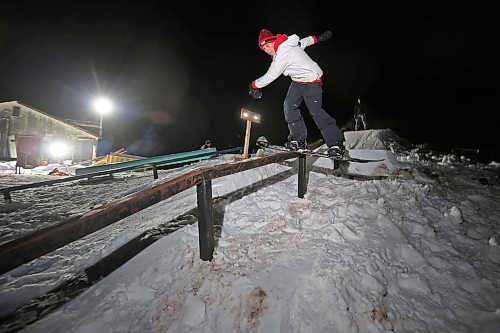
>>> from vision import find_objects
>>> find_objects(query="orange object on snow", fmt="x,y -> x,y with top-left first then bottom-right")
48,168 -> 68,176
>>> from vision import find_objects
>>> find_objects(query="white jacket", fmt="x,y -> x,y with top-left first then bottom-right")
254,34 -> 323,88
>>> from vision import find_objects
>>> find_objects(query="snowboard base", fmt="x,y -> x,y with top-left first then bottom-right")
256,137 -> 384,163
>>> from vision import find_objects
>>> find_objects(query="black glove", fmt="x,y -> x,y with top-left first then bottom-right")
317,30 -> 332,42
248,84 -> 262,99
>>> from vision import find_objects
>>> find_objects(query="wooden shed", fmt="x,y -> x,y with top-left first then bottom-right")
0,101 -> 99,167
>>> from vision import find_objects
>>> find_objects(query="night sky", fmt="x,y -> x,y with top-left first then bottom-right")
1,1 -> 498,162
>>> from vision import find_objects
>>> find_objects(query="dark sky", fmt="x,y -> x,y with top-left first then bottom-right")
1,1 -> 498,161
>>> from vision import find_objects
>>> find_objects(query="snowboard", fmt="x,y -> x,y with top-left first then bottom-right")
256,136 -> 384,163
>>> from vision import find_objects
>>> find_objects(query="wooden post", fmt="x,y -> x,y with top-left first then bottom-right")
243,119 -> 252,159
240,108 -> 261,160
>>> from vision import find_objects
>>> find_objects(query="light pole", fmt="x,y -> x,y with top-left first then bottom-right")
93,97 -> 113,139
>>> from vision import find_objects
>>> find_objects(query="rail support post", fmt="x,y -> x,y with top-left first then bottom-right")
3,191 -> 12,203
298,155 -> 307,198
197,179 -> 214,261
152,165 -> 158,179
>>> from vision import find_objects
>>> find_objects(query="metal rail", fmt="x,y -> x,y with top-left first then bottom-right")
0,141 -> 322,273
75,148 -> 215,175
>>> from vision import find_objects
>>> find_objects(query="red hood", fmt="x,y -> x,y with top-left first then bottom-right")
273,34 -> 288,52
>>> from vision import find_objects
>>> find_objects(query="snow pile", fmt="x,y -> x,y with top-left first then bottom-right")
345,128 -> 414,154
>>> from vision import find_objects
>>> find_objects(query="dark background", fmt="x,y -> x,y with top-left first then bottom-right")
1,1 -> 498,162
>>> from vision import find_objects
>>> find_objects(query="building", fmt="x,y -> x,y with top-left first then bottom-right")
0,101 -> 99,167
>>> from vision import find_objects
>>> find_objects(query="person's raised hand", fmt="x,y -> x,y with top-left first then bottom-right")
317,30 -> 332,42
248,84 -> 262,99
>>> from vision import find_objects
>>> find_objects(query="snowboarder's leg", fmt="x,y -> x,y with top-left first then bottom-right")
303,83 -> 344,146
354,116 -> 360,130
283,82 -> 307,142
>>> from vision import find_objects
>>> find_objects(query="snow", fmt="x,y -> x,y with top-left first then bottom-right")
1,129 -> 499,333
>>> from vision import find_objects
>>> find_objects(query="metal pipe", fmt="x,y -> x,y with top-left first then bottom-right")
298,155 -> 306,198
197,180 -> 214,261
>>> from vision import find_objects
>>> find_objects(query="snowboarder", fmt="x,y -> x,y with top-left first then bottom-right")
248,29 -> 345,158
353,97 -> 368,130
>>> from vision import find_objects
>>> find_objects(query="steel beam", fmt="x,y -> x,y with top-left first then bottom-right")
298,155 -> 306,198
197,180 -> 214,261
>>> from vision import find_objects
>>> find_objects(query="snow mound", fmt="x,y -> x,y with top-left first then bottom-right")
311,149 -> 403,177
345,129 -> 414,153
310,129 -> 410,177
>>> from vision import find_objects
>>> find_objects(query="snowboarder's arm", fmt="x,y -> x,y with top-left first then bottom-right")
300,30 -> 332,49
253,57 -> 287,89
299,36 -> 316,49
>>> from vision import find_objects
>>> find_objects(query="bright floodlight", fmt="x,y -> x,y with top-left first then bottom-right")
48,142 -> 69,158
93,97 -> 113,139
93,97 -> 113,115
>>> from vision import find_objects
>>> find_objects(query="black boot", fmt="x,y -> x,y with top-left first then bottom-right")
328,143 -> 345,158
285,139 -> 308,150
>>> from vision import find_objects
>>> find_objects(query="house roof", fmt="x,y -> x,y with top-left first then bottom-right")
1,100 -> 99,139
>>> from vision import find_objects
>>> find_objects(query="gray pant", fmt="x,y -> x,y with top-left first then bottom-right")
283,82 -> 344,147
354,114 -> 367,130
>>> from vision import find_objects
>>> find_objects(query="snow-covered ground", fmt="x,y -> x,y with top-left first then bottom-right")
1,129 -> 499,333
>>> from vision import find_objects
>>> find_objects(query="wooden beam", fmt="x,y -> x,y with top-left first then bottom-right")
242,119 -> 252,159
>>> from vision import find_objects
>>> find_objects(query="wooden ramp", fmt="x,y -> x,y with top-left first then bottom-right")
92,148 -> 144,166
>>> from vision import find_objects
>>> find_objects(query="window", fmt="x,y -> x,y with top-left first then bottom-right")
13,106 -> 21,117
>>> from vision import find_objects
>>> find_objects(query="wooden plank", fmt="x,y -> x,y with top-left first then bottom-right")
243,119 -> 251,159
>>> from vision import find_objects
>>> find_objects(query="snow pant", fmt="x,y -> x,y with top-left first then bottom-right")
354,114 -> 367,130
283,82 -> 344,147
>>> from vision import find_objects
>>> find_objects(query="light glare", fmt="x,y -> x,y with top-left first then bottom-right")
48,142 -> 69,158
94,97 -> 113,114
